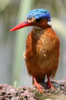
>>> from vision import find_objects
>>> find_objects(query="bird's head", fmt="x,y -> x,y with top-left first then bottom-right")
10,9 -> 51,32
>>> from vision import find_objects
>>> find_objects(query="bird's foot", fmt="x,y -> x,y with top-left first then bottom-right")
47,76 -> 55,91
33,78 -> 44,93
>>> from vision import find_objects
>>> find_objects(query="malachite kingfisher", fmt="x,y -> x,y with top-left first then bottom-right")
10,9 -> 60,93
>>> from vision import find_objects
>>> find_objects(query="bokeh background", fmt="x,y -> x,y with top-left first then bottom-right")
0,0 -> 66,87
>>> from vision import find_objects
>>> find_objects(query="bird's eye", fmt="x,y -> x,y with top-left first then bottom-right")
36,19 -> 41,23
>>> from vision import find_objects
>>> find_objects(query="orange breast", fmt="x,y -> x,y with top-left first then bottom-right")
25,27 -> 60,80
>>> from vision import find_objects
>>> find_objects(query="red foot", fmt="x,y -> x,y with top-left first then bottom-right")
33,78 -> 44,93
47,76 -> 55,90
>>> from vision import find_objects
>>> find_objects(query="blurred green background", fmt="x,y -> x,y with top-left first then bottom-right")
0,0 -> 66,87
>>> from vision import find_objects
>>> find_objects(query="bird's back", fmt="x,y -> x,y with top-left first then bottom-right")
25,26 -> 60,82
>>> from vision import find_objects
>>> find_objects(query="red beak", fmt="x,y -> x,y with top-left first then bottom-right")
10,21 -> 31,32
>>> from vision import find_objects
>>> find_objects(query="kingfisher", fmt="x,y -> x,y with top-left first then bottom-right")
10,9 -> 60,93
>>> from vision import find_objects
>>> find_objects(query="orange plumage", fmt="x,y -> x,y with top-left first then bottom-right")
10,9 -> 60,93
25,26 -> 60,81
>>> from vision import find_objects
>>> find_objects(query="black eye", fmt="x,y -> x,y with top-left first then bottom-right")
36,19 -> 41,23
27,18 -> 32,21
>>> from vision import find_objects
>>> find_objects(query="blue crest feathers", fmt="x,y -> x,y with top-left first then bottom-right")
27,9 -> 51,21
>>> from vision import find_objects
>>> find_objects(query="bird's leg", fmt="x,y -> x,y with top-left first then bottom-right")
33,77 -> 44,93
47,76 -> 55,90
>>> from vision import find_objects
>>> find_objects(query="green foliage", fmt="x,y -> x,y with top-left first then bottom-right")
13,81 -> 18,88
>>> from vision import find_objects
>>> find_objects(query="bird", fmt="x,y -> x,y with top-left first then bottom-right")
10,9 -> 60,93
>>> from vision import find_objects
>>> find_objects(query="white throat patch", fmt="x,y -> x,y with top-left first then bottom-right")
47,21 -> 51,26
